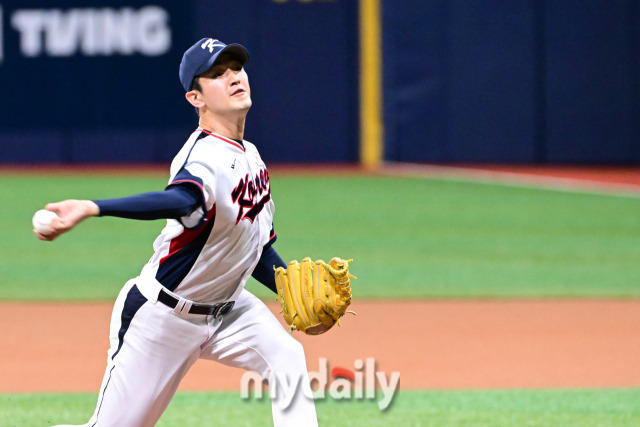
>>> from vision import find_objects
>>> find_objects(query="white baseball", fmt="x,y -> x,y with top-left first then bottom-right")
32,209 -> 58,235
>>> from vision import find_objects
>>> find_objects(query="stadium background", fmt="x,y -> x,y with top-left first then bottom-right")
1,1 -> 640,426
1,0 -> 638,166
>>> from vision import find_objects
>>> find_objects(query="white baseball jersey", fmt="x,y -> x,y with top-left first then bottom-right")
139,129 -> 275,304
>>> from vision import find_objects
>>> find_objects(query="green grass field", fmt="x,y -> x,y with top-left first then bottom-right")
2,172 -> 639,300
2,171 -> 639,426
2,389 -> 640,427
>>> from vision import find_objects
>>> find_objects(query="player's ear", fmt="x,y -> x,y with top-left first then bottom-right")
185,90 -> 205,109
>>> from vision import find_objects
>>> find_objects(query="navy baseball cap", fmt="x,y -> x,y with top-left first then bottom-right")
179,38 -> 250,92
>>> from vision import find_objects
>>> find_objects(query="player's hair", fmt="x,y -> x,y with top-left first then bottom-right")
191,77 -> 202,116
191,77 -> 202,93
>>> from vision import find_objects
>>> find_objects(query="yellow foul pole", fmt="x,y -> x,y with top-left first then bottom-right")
359,0 -> 383,168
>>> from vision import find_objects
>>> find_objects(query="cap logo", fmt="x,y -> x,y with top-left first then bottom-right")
201,38 -> 225,53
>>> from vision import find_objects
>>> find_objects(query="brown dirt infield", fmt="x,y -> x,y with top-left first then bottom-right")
2,300 -> 640,393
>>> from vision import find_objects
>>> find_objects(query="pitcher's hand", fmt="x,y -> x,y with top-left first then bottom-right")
34,200 -> 99,241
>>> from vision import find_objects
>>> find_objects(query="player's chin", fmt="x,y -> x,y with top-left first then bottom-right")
233,97 -> 252,111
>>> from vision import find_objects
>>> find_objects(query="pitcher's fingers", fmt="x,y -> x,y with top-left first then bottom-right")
34,229 -> 56,241
45,202 -> 61,213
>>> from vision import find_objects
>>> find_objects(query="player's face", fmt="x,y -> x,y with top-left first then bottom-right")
197,53 -> 252,114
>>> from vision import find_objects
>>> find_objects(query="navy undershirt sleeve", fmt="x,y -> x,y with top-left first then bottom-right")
93,184 -> 202,220
252,245 -> 287,294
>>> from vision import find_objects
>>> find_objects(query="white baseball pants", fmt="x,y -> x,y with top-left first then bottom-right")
55,279 -> 318,427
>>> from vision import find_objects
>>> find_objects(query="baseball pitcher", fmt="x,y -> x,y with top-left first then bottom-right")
35,38 -> 354,426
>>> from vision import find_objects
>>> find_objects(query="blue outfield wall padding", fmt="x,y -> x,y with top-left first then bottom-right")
447,0 -> 536,163
243,0 -> 360,164
634,0 -> 640,163
193,0 -> 360,163
0,0 -> 359,165
2,1 -> 637,165
382,0 -> 640,165
383,0 -> 537,163
544,0 -> 637,164
0,131 -> 67,164
382,0 -> 451,163
66,128 -> 193,164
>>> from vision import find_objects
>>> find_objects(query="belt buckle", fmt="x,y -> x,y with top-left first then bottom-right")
213,301 -> 234,318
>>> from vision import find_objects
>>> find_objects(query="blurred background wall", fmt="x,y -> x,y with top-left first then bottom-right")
0,0 -> 637,165
383,0 -> 640,164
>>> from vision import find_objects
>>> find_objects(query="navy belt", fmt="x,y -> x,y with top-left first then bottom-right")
158,289 -> 234,317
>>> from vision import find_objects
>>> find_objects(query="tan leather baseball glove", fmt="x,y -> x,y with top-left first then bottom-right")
274,257 -> 355,335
